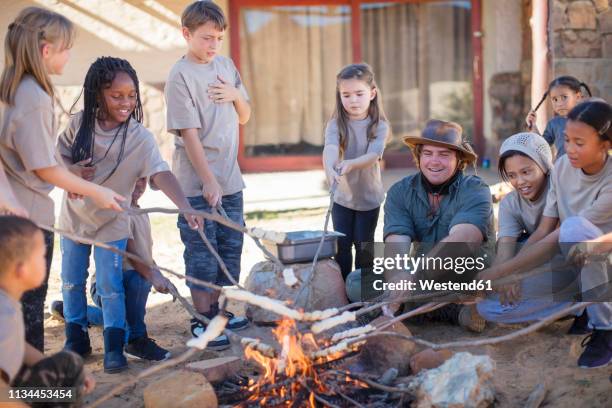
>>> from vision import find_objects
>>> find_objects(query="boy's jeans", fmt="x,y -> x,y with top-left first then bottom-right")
88,269 -> 152,341
61,237 -> 128,330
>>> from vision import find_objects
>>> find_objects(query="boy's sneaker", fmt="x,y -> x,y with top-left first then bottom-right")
49,300 -> 65,321
190,318 -> 231,351
568,309 -> 592,335
578,329 -> 612,369
224,311 -> 249,331
125,336 -> 171,361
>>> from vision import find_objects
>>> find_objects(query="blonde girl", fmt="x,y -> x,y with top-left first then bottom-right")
0,7 -> 124,351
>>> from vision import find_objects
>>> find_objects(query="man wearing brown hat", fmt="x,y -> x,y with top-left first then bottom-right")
382,119 -> 494,331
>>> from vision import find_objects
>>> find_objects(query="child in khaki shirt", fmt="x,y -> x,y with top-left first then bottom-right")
0,7 -> 123,353
57,57 -> 198,374
0,216 -> 95,406
165,1 -> 251,349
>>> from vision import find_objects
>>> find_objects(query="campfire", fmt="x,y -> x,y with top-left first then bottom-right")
214,317 -> 408,407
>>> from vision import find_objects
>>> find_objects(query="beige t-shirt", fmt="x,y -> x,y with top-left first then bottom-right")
498,176 -> 551,238
57,112 -> 169,242
324,118 -> 388,211
544,154 -> 612,232
165,56 -> 248,197
0,75 -> 60,226
0,289 -> 24,384
123,210 -> 154,271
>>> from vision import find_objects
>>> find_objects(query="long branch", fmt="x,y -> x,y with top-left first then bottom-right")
356,302 -> 591,349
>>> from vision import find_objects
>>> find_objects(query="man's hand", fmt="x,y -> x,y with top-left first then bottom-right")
202,176 -> 222,207
208,75 -> 240,104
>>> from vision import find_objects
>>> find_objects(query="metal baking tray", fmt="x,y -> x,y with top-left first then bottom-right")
262,230 -> 345,264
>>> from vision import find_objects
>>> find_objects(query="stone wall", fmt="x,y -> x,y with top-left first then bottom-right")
551,0 -> 612,101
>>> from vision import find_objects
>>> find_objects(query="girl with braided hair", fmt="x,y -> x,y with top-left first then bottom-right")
525,75 -> 592,159
57,56 -> 199,373
0,7 -> 124,352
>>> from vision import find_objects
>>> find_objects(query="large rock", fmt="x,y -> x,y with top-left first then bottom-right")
243,259 -> 348,323
409,352 -> 495,408
143,370 -> 217,408
567,1 -> 597,30
359,316 -> 416,376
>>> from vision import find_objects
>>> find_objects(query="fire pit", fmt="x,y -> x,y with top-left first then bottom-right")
214,318 -> 411,407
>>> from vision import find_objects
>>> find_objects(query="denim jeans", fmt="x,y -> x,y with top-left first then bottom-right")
61,237 -> 128,330
178,192 -> 244,292
89,269 -> 151,341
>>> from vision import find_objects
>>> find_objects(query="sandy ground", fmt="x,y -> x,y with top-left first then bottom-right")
41,209 -> 612,407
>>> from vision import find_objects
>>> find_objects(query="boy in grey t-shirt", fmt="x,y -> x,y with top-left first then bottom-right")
165,1 -> 250,349
0,216 -> 94,400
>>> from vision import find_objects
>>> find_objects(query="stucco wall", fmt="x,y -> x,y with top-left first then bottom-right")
482,0 -> 523,155
1,0 -> 229,161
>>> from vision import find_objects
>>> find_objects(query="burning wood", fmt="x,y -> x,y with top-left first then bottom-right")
218,317 -> 409,407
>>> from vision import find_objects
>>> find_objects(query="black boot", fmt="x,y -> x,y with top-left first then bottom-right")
64,323 -> 92,357
103,328 -> 128,374
568,309 -> 592,335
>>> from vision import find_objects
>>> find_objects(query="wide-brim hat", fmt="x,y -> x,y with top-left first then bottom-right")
403,119 -> 477,164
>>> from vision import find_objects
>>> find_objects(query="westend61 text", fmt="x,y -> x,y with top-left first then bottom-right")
372,279 -> 493,292
372,254 -> 487,275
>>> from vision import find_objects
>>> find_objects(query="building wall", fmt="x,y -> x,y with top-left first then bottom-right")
550,0 -> 612,101
1,0 -> 229,161
482,0 -> 523,158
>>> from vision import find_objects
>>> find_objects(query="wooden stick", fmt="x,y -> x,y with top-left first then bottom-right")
331,370 -> 411,394
85,348 -> 198,408
357,302 -> 591,350
196,226 -> 243,288
335,389 -> 367,408
38,224 -> 221,291
524,383 -> 548,408
374,302 -> 449,332
299,379 -> 342,408
296,181 -> 337,301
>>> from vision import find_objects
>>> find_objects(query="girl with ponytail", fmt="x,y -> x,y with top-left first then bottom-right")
525,75 -> 592,159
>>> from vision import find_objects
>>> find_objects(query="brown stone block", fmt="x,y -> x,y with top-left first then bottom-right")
143,370 -> 217,408
558,29 -> 602,57
600,9 -> 612,34
551,1 -> 568,31
185,356 -> 243,384
567,0 -> 597,30
593,0 -> 609,13
603,34 -> 612,57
